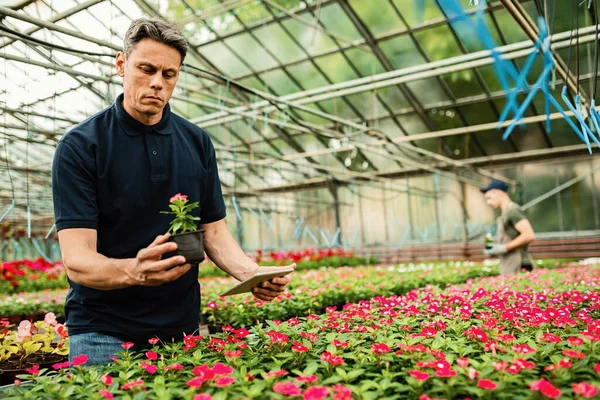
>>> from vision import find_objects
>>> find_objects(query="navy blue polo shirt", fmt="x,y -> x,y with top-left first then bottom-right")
52,93 -> 226,343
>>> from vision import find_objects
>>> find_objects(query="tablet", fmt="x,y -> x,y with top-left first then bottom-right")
220,267 -> 294,297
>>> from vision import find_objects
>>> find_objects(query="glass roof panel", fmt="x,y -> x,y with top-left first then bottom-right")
252,24 -> 306,64
347,0 -> 405,36
224,33 -> 280,72
379,35 -> 427,69
198,41 -> 252,76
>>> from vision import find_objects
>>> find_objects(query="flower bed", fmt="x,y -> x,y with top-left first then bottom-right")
0,259 -> 67,294
200,261 -> 499,327
0,290 -> 67,323
3,265 -> 599,399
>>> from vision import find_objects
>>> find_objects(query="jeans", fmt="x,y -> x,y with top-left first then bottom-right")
69,332 -> 148,366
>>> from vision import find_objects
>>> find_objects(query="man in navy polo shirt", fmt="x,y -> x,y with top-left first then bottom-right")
52,18 -> 294,365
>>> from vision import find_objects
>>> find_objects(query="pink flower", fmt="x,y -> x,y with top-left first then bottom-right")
371,343 -> 392,354
193,395 -> 212,400
273,382 -> 302,396
193,364 -> 216,381
478,379 -> 497,390
164,363 -> 184,371
207,301 -> 217,309
468,367 -> 479,380
408,370 -> 430,381
148,337 -> 159,345
145,351 -> 158,361
98,389 -> 114,399
292,342 -> 309,352
332,339 -> 349,348
493,361 -> 508,371
25,365 -> 39,375
170,193 -> 188,202
214,376 -> 235,387
121,379 -> 144,391
321,352 -> 344,366
595,363 -> 600,374
303,386 -> 329,400
530,378 -> 561,399
44,312 -> 57,326
140,362 -> 157,374
562,349 -> 586,359
224,350 -> 242,358
296,375 -> 318,384
567,336 -> 584,346
266,370 -> 289,379
541,333 -> 561,343
435,369 -> 457,378
52,361 -> 72,370
187,377 -> 206,388
457,358 -> 470,368
572,382 -> 598,398
512,344 -> 535,354
332,384 -> 352,400
101,375 -> 113,385
212,362 -> 233,375
121,342 -> 134,350
72,354 -> 88,366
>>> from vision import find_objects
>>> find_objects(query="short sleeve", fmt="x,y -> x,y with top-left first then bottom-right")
52,140 -> 98,231
199,139 -> 226,224
507,206 -> 527,227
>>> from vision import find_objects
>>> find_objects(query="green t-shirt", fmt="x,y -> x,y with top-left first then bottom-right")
501,204 -> 532,265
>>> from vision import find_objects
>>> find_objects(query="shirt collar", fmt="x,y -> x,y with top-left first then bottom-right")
114,93 -> 172,136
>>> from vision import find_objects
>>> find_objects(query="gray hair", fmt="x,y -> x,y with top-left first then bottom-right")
123,18 -> 188,64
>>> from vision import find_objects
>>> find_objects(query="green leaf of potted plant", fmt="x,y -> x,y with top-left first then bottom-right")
160,193 -> 204,264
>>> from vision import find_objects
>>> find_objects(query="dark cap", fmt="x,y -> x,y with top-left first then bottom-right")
480,179 -> 509,193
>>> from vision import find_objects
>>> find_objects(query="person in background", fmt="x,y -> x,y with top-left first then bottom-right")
481,179 -> 536,275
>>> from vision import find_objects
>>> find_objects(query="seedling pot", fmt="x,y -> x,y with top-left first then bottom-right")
166,230 -> 205,265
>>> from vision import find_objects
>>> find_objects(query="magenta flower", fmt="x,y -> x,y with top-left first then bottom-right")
145,351 -> 158,361
478,379 -> 497,390
408,370 -> 430,381
25,365 -> 39,375
140,362 -> 157,374
303,386 -> 329,400
371,343 -> 392,354
101,375 -> 113,385
72,354 -> 88,366
98,389 -> 114,399
273,382 -> 302,396
121,342 -> 134,350
214,376 -> 236,387
572,382 -> 598,398
212,362 -> 233,375
296,375 -> 318,384
170,193 -> 188,202
292,342 -> 309,353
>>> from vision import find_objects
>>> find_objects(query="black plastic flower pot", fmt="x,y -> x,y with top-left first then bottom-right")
165,230 -> 205,265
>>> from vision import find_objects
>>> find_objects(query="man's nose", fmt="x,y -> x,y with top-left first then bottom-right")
150,72 -> 163,91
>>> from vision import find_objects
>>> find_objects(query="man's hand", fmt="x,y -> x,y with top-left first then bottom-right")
484,243 -> 508,256
124,233 -> 191,286
251,264 -> 296,302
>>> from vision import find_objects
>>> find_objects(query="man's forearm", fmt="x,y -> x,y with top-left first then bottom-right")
202,225 -> 258,281
64,248 -> 134,290
506,234 -> 534,252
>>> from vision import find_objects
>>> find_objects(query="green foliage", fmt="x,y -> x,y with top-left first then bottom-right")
160,195 -> 200,234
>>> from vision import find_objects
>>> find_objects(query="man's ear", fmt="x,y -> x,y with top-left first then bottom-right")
115,51 -> 126,77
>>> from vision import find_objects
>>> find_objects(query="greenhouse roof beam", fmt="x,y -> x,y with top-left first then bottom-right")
0,0 -> 104,51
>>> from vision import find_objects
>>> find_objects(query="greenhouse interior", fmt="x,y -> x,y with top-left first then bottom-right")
0,0 -> 599,398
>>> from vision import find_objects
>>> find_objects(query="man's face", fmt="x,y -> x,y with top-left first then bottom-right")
116,38 -> 181,120
484,189 -> 503,209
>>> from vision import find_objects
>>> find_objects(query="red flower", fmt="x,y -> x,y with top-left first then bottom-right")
512,344 -> 535,354
457,358 -> 469,368
98,389 -> 114,399
224,350 -> 242,358
214,376 -> 235,387
435,369 -> 457,378
121,342 -> 134,350
408,370 -> 430,381
572,382 -> 598,398
514,359 -> 535,369
235,328 -> 250,338
148,337 -> 159,345
121,379 -> 144,391
301,332 -> 318,342
273,382 -> 302,396
567,336 -> 584,346
193,364 -> 216,381
212,362 -> 233,375
145,351 -> 157,361
292,342 -> 309,353
25,365 -> 39,375
101,375 -> 113,385
266,370 -> 289,379
296,375 -> 318,384
140,362 -> 157,374
477,379 -> 497,390
371,343 -> 392,354
72,354 -> 88,366
303,386 -> 329,400
186,377 -> 205,388
530,378 -> 561,399
595,363 -> 600,374
52,361 -> 72,370
193,395 -> 212,400
562,349 -> 586,359
321,352 -> 344,366
332,340 -> 349,348
541,333 -> 561,343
